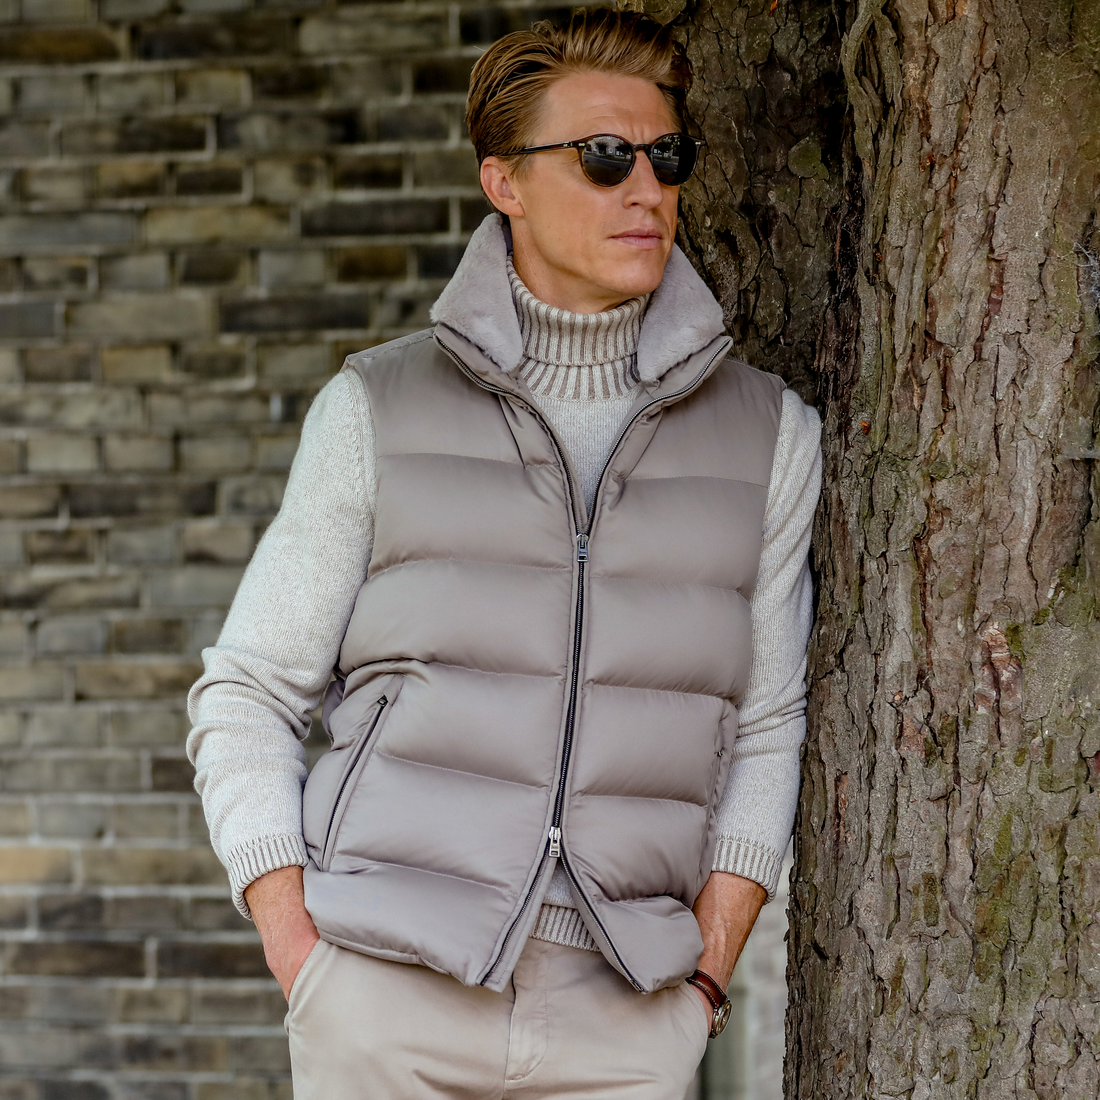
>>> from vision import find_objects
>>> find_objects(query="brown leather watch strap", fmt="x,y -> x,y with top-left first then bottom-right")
686,968 -> 725,1010
685,968 -> 732,1038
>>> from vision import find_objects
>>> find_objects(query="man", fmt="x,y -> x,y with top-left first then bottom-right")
187,10 -> 821,1098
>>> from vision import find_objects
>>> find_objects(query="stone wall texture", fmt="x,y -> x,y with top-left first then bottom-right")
0,0 -> 571,1094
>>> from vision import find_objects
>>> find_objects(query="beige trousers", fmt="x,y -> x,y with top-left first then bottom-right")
286,935 -> 709,1100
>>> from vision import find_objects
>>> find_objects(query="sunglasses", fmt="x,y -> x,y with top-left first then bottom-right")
500,132 -> 704,188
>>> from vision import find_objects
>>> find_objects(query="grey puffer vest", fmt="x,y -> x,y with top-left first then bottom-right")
300,315 -> 784,993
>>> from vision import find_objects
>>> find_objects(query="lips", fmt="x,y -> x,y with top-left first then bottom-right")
611,230 -> 664,248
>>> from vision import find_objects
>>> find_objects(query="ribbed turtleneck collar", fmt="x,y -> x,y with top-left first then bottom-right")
507,255 -> 648,400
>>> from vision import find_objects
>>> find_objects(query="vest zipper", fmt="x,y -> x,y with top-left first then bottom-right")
437,336 -> 727,990
321,694 -> 388,869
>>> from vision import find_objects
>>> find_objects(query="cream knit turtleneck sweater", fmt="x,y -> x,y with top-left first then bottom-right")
187,267 -> 821,957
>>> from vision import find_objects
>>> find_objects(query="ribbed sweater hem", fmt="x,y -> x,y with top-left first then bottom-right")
530,903 -> 599,952
712,835 -> 786,902
227,834 -> 309,919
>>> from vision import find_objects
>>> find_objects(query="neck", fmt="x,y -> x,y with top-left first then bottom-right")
511,230 -> 637,313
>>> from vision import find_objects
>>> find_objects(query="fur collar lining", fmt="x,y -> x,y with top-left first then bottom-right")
430,214 -> 726,384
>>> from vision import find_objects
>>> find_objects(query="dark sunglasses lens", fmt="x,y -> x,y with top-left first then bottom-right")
581,135 -> 634,186
650,134 -> 698,185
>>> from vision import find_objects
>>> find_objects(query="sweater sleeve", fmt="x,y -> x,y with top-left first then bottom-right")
186,368 -> 376,918
710,387 -> 822,900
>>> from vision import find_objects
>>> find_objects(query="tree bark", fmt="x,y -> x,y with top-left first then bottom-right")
645,0 -> 1100,1095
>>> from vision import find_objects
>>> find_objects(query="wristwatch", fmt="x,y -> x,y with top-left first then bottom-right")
685,968 -> 731,1038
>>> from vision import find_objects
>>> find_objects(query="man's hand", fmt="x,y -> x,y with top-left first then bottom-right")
244,866 -> 320,1001
689,871 -> 767,1028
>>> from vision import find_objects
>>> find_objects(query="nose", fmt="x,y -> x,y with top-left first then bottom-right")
622,149 -> 667,208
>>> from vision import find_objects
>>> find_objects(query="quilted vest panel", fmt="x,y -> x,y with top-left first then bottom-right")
300,326 -> 784,993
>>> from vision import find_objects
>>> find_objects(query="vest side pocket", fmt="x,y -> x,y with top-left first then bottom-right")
318,693 -> 391,871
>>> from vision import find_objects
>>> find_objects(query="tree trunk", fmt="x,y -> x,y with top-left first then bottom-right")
643,0 -> 1100,1096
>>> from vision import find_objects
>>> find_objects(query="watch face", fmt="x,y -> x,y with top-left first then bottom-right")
711,999 -> 732,1037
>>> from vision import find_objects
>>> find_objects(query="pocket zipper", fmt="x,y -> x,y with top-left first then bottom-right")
321,694 -> 388,869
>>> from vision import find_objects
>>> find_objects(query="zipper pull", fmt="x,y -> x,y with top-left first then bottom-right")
576,534 -> 589,563
548,827 -> 562,858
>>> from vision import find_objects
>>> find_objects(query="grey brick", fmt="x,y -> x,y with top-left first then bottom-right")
333,154 -> 402,191
418,243 -> 467,279
334,244 -> 406,281
136,18 -> 293,61
107,706 -> 186,748
101,0 -> 168,15
103,434 -> 174,472
96,160 -> 165,199
111,617 -> 185,653
222,475 -> 285,516
0,27 -> 120,64
22,0 -> 91,21
100,344 -> 172,383
148,391 -> 269,427
68,294 -> 214,340
0,301 -> 55,338
377,103 -> 450,142
299,11 -> 447,54
302,199 -> 448,238
0,119 -> 50,157
146,205 -> 291,245
63,117 -> 207,156
24,346 -> 93,383
69,480 -> 215,519
0,485 -> 60,518
218,109 -> 361,153
25,528 -> 95,564
0,391 -> 142,429
106,525 -> 176,565
38,802 -> 108,839
148,565 -> 243,607
175,67 -> 248,106
253,156 -> 324,201
0,713 -> 21,748
18,73 -> 86,112
0,664 -> 63,701
116,985 -> 188,1024
460,195 -> 495,231
412,57 -> 475,95
180,434 -> 249,472
182,519 -> 253,563
252,63 -> 327,100
100,253 -> 170,291
23,255 -> 91,291
0,799 -> 29,836
413,148 -> 479,188
180,347 -> 244,378
0,213 -> 135,250
111,802 -> 180,839
257,249 -> 324,287
97,72 -> 169,111
0,439 -> 20,473
175,164 -> 242,196
36,615 -> 107,656
27,433 -> 98,474
256,342 -> 330,381
221,293 -> 369,332
4,573 -> 140,612
256,433 -> 298,471
26,705 -> 100,747
330,60 -> 403,100
22,165 -> 87,205
0,620 -> 27,658
179,251 -> 245,285
74,658 -> 203,700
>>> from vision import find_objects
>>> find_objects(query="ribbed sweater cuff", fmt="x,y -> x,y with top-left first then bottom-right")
226,834 -> 309,919
530,903 -> 599,952
712,836 -> 786,902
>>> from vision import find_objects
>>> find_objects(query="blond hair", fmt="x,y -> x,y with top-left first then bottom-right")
466,9 -> 691,172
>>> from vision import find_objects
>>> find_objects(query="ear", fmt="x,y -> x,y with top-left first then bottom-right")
480,156 -> 525,218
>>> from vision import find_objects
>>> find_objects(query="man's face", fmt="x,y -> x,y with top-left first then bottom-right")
481,71 -> 681,313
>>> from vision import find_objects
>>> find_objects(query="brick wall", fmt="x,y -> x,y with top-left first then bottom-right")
0,1 -> 568,1095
